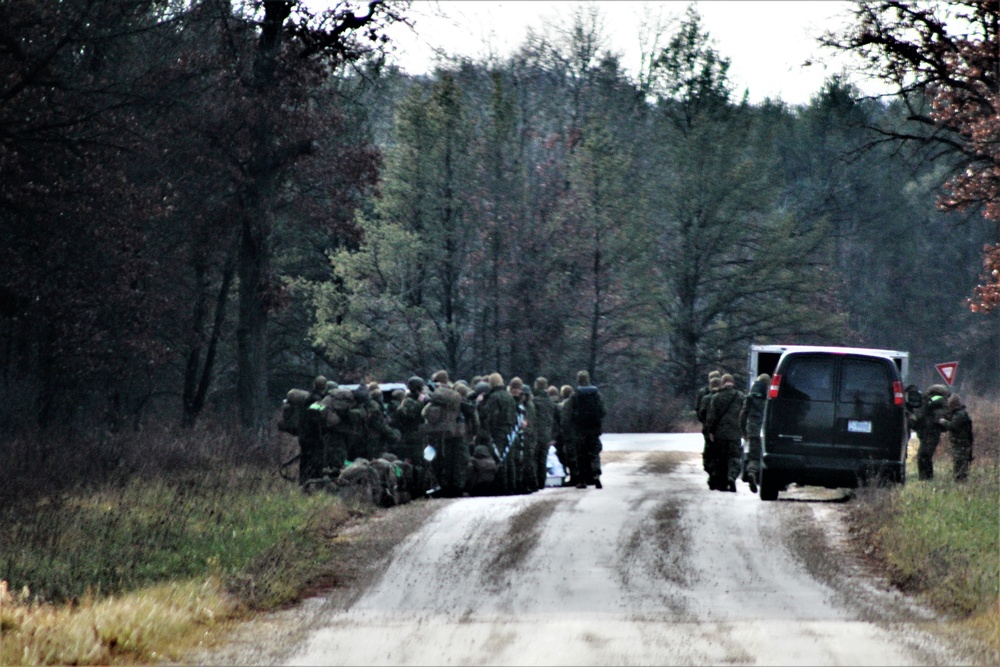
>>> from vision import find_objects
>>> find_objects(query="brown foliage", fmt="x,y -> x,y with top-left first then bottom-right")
825,1 -> 999,311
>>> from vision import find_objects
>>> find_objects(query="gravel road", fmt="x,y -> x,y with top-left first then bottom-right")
195,433 -> 989,666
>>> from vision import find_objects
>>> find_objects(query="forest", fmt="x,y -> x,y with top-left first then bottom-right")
1,0 -> 997,442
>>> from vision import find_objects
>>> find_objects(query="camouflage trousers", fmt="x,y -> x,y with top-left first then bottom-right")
917,429 -> 943,480
432,435 -> 471,496
952,441 -> 973,482
298,436 -> 324,485
706,438 -> 741,487
743,436 -> 762,483
556,435 -> 577,482
576,430 -> 603,483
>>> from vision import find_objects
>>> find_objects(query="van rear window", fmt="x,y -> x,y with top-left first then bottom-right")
839,358 -> 892,404
780,357 -> 834,402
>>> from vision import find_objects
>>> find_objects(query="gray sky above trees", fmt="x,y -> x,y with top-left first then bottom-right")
379,0 -> 894,105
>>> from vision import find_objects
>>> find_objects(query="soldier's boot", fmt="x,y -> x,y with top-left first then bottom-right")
747,462 -> 759,493
594,477 -> 602,489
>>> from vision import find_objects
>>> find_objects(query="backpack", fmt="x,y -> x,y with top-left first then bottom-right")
574,387 -> 602,430
277,388 -> 312,435
420,385 -> 464,437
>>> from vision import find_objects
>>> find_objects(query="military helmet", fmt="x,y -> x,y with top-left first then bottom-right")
407,376 -> 425,393
313,375 -> 328,393
325,380 -> 338,393
947,394 -> 963,410
926,384 -> 951,398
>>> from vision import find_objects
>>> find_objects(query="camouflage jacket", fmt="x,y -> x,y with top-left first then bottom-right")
921,394 -> 950,434
695,385 -> 712,420
391,394 -> 426,447
479,386 -> 519,452
532,392 -> 556,445
739,379 -> 768,438
706,386 -> 745,442
941,408 -> 973,447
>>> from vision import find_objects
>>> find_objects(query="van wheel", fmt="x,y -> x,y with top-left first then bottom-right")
759,475 -> 779,501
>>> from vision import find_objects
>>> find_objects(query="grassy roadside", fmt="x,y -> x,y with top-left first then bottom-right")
2,399 -> 997,665
0,459 -> 369,665
849,397 -> 1000,655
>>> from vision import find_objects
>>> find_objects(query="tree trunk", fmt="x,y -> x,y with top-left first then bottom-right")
237,212 -> 272,434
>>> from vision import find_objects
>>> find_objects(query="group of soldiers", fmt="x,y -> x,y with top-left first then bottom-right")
694,369 -> 977,493
278,369 -> 607,504
695,370 -> 768,493
906,383 -> 975,482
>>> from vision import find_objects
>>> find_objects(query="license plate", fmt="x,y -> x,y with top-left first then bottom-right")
847,420 -> 872,433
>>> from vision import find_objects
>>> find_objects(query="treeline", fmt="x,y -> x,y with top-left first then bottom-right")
1,1 -> 995,442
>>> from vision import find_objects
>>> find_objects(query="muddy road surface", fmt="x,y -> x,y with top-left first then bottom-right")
202,434 -> 987,666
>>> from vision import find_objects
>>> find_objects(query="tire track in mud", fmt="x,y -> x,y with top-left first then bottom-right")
616,451 -> 692,618
482,497 -> 560,590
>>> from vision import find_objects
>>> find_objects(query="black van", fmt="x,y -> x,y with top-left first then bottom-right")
758,348 -> 908,500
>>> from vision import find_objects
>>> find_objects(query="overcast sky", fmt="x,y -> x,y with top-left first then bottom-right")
379,1 -> 889,106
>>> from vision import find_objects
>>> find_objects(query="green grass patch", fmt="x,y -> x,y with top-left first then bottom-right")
0,464 -> 365,664
852,460 -> 1000,619
0,466 -> 351,605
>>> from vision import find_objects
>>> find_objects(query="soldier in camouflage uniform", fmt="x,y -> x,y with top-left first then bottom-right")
297,376 -> 330,485
533,377 -> 556,488
390,376 -> 432,496
739,373 -> 770,494
699,376 -> 722,480
510,378 -> 538,493
697,370 -> 722,474
916,384 -> 951,480
939,394 -> 974,482
705,373 -> 745,492
327,388 -> 362,473
360,382 -> 401,460
557,384 -> 577,486
424,370 -> 470,498
478,372 -> 519,495
565,370 -> 605,489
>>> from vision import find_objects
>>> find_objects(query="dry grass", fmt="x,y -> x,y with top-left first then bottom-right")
1,578 -> 237,665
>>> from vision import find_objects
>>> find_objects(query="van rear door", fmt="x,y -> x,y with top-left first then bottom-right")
835,356 -> 900,456
769,354 -> 837,456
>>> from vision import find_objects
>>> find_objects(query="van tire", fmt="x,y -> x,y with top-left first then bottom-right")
759,474 -> 779,501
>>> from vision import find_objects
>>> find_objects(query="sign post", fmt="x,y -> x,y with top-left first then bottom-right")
935,361 -> 958,386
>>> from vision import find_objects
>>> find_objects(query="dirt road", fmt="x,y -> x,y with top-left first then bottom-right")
201,434 -> 985,666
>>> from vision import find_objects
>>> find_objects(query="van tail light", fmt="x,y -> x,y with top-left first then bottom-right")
893,381 -> 904,406
768,375 -> 782,399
